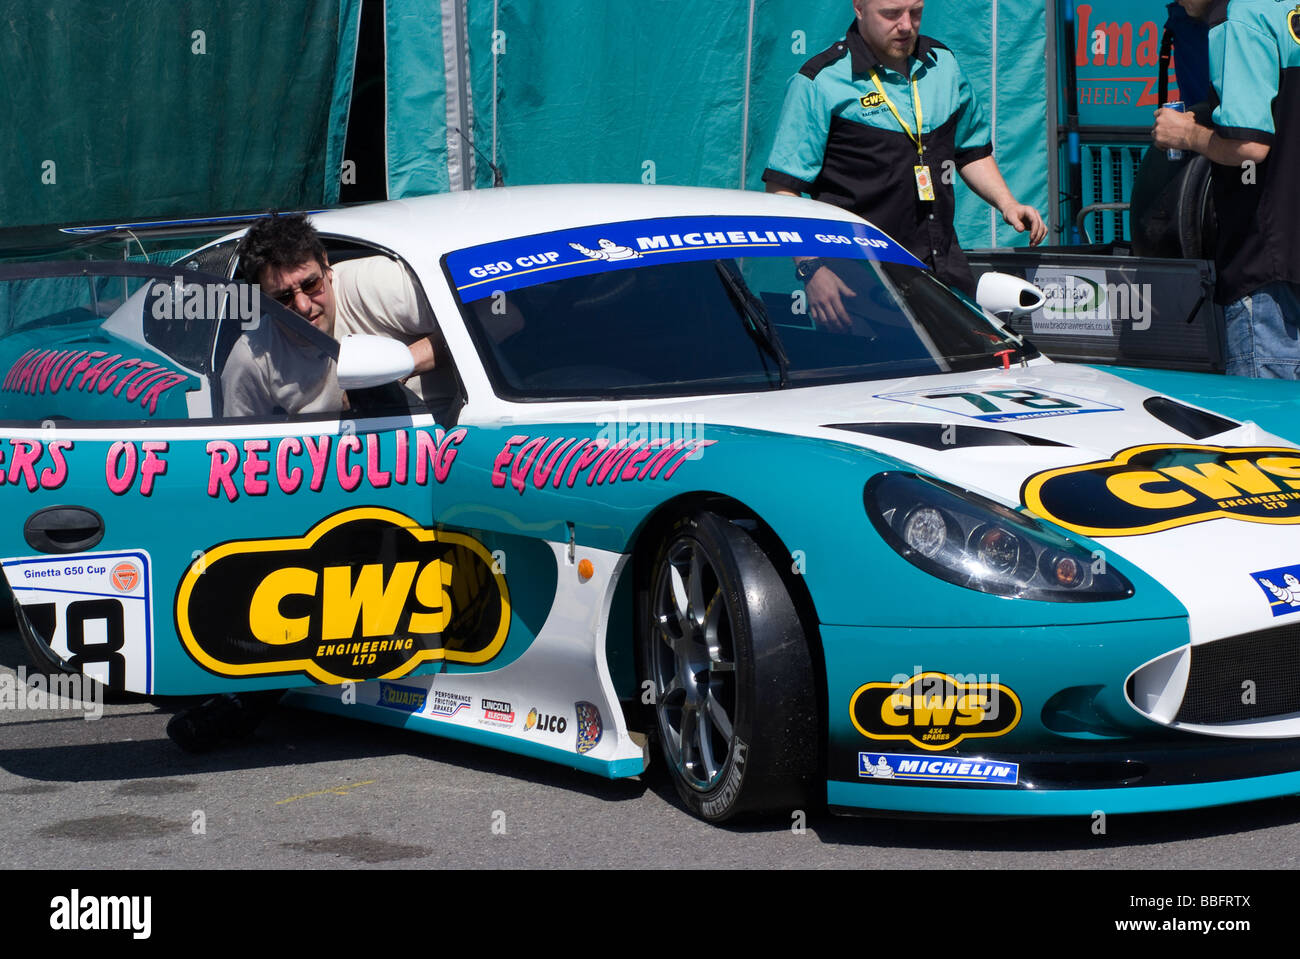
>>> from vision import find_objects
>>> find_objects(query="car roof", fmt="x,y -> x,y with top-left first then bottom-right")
300,183 -> 874,267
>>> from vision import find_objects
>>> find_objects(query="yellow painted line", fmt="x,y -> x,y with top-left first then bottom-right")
275,780 -> 376,805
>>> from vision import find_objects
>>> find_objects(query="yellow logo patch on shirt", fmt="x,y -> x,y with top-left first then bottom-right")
860,92 -> 887,110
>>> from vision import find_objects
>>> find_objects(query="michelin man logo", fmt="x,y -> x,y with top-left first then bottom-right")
569,239 -> 642,261
1251,564 -> 1300,617
1261,573 -> 1300,608
861,755 -> 895,779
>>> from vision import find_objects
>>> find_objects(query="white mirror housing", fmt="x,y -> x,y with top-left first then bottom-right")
336,333 -> 415,389
976,271 -> 1046,320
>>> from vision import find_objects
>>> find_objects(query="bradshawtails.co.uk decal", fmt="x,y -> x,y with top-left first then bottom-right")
175,507 -> 510,684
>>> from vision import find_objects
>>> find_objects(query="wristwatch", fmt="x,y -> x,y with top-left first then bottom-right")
795,258 -> 827,282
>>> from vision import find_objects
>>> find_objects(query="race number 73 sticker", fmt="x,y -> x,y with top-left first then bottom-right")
175,507 -> 511,685
873,386 -> 1122,423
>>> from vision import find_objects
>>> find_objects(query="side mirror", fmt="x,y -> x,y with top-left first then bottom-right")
976,272 -> 1046,321
337,333 -> 414,389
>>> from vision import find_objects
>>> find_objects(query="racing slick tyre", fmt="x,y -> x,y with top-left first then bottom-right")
639,509 -> 817,823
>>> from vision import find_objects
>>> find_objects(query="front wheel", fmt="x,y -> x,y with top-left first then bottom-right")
638,510 -> 817,822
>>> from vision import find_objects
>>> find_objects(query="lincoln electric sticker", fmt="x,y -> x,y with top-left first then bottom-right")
1,550 -> 153,693
1023,444 -> 1300,537
175,507 -> 511,684
445,215 -> 924,302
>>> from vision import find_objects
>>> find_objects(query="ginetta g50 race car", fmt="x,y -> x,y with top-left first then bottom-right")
3,184 -> 1300,823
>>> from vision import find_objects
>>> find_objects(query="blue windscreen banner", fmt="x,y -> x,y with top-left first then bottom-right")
445,215 -> 923,302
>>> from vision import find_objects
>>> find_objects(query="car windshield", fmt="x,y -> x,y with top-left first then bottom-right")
445,214 -> 1038,400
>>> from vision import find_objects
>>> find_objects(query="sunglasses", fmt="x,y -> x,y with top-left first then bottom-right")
269,270 -> 327,306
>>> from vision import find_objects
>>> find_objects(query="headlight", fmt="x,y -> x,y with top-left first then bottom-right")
865,472 -> 1134,602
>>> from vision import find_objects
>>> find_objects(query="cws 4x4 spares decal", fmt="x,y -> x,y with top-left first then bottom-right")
1023,445 -> 1300,537
175,507 -> 510,684
849,672 -> 1021,751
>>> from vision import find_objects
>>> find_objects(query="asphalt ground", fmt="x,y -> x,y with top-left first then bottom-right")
0,623 -> 1297,877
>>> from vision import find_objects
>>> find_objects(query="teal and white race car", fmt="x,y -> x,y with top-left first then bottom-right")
3,185 -> 1300,823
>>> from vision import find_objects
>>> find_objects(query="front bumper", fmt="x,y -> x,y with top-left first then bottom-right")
822,619 -> 1300,815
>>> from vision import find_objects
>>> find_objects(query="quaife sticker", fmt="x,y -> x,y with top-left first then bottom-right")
377,682 -> 428,713
175,507 -> 511,684
1023,445 -> 1300,537
849,672 -> 1021,751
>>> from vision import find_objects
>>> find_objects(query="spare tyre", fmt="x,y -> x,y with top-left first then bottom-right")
1130,106 -> 1218,260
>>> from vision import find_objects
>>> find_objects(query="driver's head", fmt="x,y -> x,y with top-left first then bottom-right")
237,213 -> 337,337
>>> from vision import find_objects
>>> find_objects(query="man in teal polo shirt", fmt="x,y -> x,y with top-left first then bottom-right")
763,0 -> 1044,327
1153,0 -> 1300,379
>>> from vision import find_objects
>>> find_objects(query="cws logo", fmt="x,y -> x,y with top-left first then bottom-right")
175,507 -> 511,684
1024,445 -> 1300,537
849,672 -> 1021,751
1290,5 -> 1300,47
859,92 -> 887,110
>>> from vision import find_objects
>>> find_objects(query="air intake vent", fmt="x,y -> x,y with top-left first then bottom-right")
1175,624 -> 1300,724
827,422 -> 1070,451
1143,396 -> 1238,440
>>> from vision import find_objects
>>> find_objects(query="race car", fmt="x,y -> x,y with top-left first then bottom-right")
3,183 -> 1300,823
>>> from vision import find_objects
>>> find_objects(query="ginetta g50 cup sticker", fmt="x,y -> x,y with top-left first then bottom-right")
175,507 -> 511,684
849,672 -> 1021,751
873,385 -> 1121,423
1,550 -> 153,693
1023,445 -> 1300,537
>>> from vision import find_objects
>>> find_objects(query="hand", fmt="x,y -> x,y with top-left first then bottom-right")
805,265 -> 857,332
1152,106 -> 1198,154
1001,203 -> 1047,246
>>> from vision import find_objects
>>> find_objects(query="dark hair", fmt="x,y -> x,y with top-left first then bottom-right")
235,213 -> 327,283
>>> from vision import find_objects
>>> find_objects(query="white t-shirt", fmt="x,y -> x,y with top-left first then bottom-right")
220,256 -> 448,417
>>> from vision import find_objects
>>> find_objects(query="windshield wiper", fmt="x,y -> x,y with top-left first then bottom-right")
714,261 -> 789,388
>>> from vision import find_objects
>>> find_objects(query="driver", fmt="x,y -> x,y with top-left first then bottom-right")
220,213 -> 450,416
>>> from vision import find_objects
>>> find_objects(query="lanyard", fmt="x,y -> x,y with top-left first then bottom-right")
869,68 -> 924,158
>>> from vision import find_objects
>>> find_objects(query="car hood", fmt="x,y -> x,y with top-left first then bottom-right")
520,361 -> 1298,644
